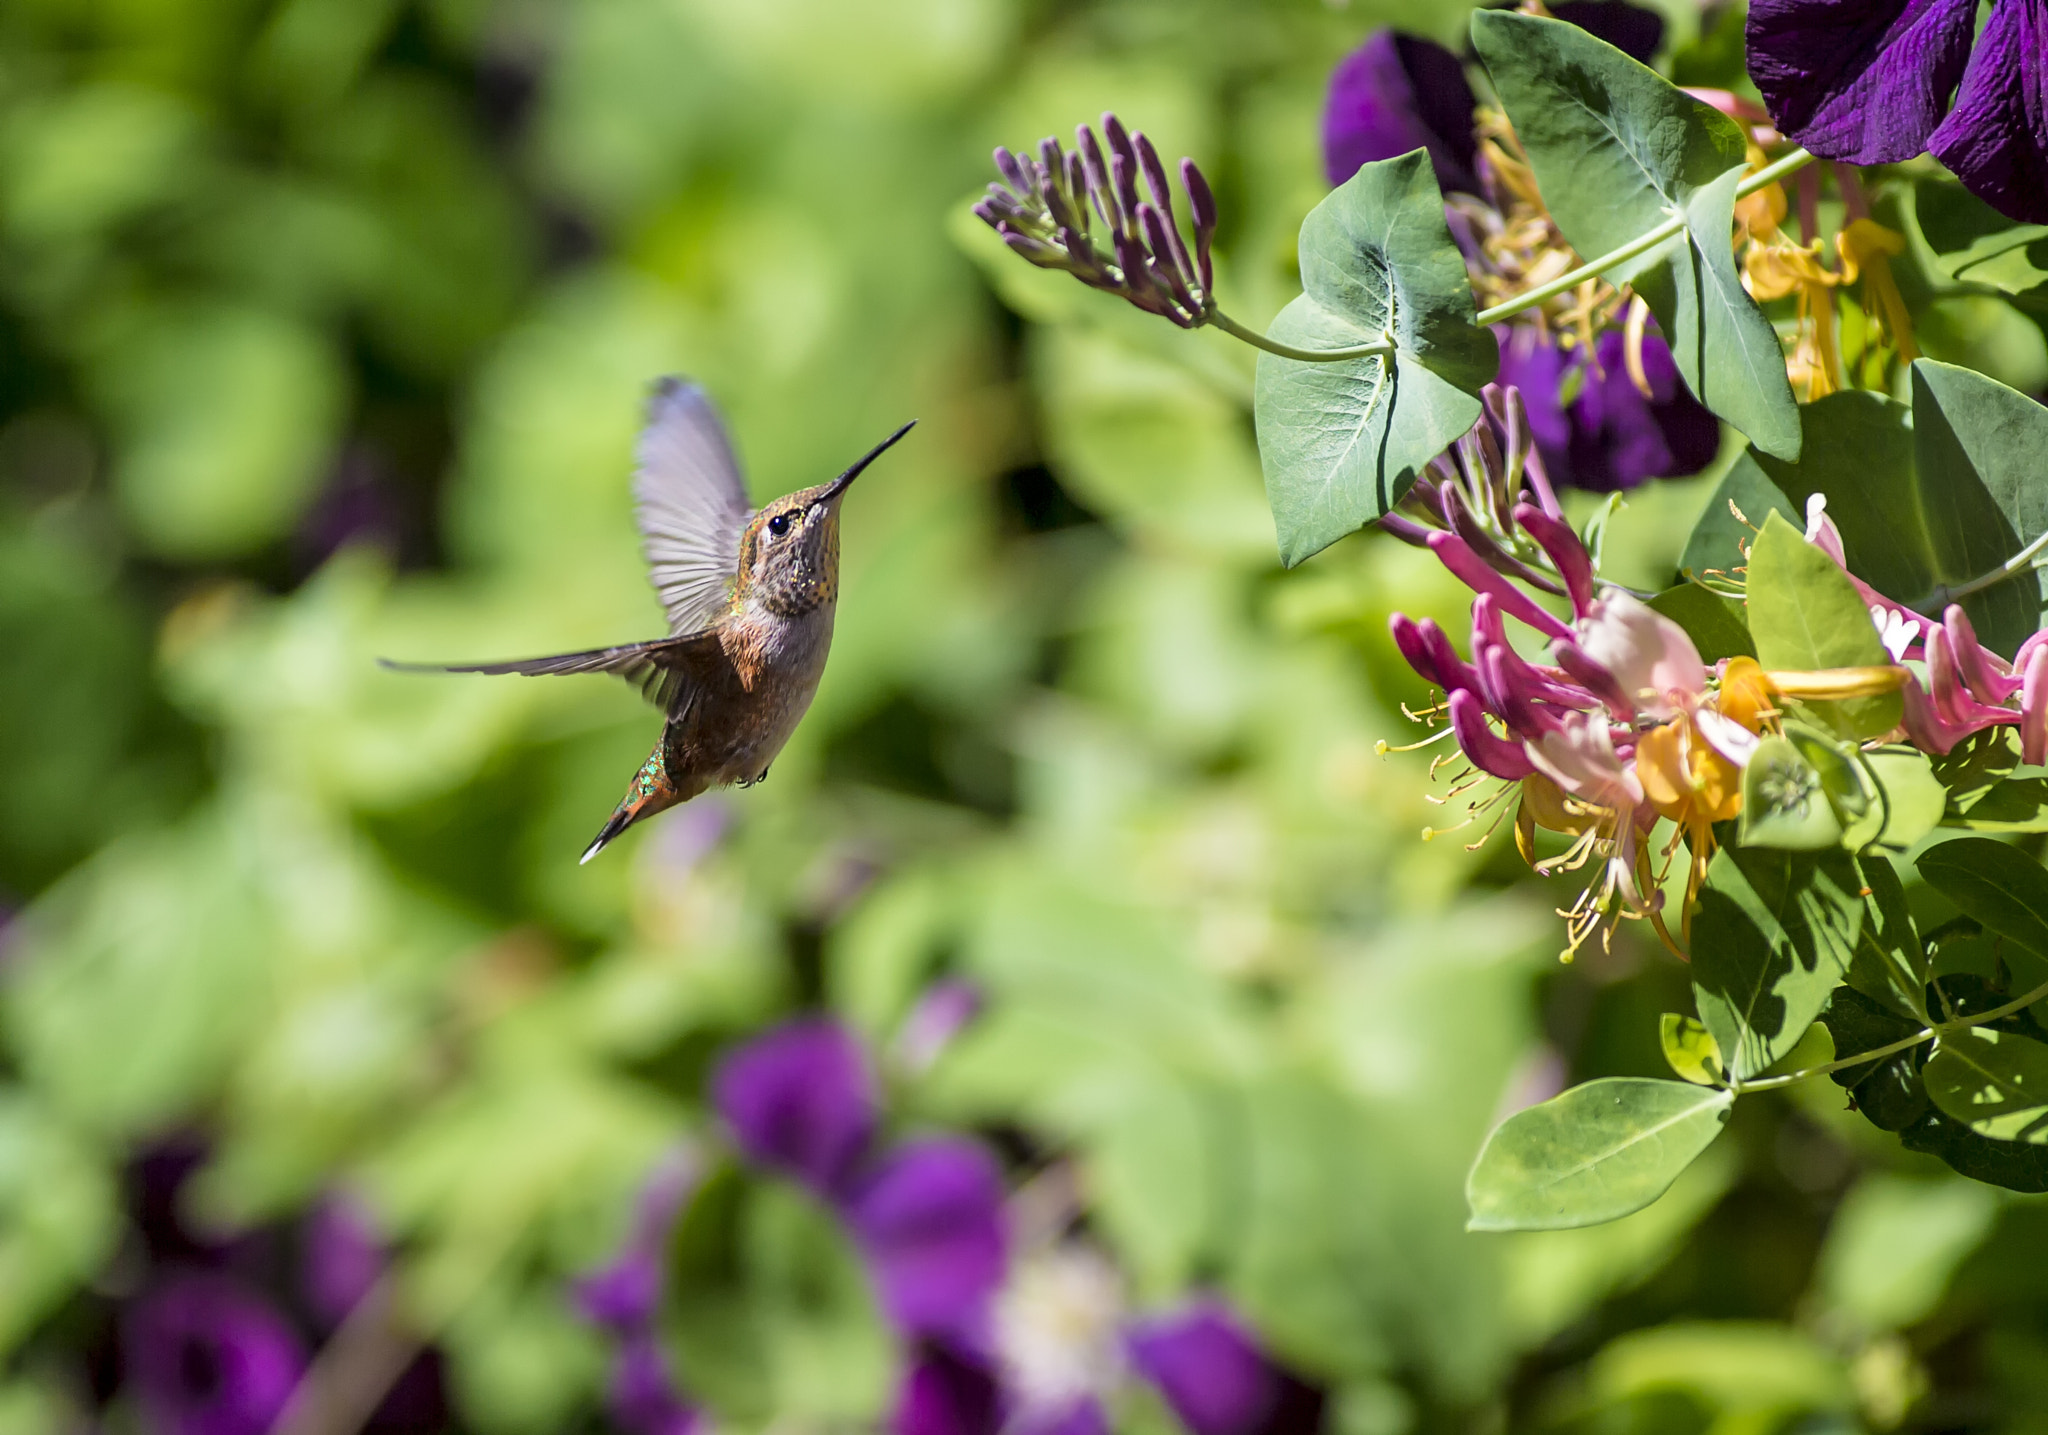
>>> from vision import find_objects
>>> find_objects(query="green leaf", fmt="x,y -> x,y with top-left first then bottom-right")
1820,986 -> 1931,1133
1910,359 -> 2048,653
1916,837 -> 2048,959
1845,853 -> 1930,1022
1253,151 -> 1496,565
1739,735 -> 1844,850
1841,749 -> 1947,850
1659,1014 -> 1725,1086
1817,1173 -> 2001,1331
1678,452 -> 1799,585
1648,581 -> 1754,663
1470,11 -> 1799,459
1691,843 -> 1864,1079
1744,511 -> 1902,739
1953,774 -> 2048,832
1911,178 -> 2048,296
1934,727 -> 2023,816
1925,1026 -> 2048,1142
1465,1078 -> 1733,1232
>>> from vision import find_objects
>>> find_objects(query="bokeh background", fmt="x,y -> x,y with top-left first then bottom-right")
7,0 -> 2048,1432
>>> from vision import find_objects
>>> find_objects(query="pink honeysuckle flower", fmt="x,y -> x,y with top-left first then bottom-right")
2024,646 -> 2048,765
1512,502 -> 1596,617
1871,603 -> 1918,663
1571,589 -> 1706,722
1425,531 -> 1572,641
1525,711 -> 1644,813
1448,689 -> 1536,780
1471,596 -> 1592,710
1944,605 -> 2019,703
1389,615 -> 1480,699
1925,626 -> 2021,733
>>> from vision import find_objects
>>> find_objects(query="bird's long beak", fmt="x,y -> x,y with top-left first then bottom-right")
819,419 -> 916,503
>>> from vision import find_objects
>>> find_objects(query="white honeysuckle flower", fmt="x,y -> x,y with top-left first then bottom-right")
996,1242 -> 1127,1415
1870,603 -> 1916,663
1573,589 -> 1707,721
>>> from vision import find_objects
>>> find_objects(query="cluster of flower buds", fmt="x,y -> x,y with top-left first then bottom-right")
976,113 -> 1218,329
1801,500 -> 2048,762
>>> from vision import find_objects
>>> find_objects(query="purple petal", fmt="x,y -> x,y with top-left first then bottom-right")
1125,1301 -> 1277,1435
847,1138 -> 1008,1344
1012,1397 -> 1112,1435
123,1272 -> 307,1435
300,1193 -> 384,1328
1322,32 -> 1479,192
712,1018 -> 877,1198
1494,327 -> 1574,465
1565,331 -> 1720,492
1746,0 -> 1977,164
894,1343 -> 1002,1435
1927,0 -> 2048,224
1550,0 -> 1666,62
574,1252 -> 664,1333
609,1334 -> 700,1435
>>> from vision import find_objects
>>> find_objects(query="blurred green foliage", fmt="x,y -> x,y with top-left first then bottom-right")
4,0 -> 2048,1431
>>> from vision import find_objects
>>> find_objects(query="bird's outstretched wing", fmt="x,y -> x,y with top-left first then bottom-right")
381,631 -> 725,719
634,377 -> 753,634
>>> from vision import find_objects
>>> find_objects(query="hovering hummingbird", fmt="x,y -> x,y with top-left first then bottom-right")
386,377 -> 914,863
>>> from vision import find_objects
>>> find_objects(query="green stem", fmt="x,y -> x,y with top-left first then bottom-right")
1205,307 -> 1395,362
1475,147 -> 1817,326
1734,970 -> 2048,1093
1209,147 -> 1817,363
1914,527 -> 2048,610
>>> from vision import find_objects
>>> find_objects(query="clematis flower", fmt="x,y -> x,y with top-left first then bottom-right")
1323,32 -> 1482,192
124,1272 -> 307,1435
1125,1302 -> 1278,1435
300,1192 -> 384,1329
1747,0 -> 2048,223
574,1148 -> 702,1333
711,1017 -> 877,1199
847,1138 -> 1009,1346
607,1334 -> 700,1435
1496,327 -> 1720,492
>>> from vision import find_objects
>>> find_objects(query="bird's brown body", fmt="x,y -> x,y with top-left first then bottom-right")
385,378 -> 911,862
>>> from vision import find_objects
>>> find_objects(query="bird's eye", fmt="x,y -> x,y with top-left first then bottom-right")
767,512 -> 791,537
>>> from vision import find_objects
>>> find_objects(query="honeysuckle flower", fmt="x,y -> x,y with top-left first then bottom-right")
1573,590 -> 1707,721
895,978 -> 984,1075
711,1016 -> 878,1199
1125,1303 -> 1278,1435
1747,0 -> 2048,222
848,1138 -> 1009,1346
994,1242 -> 1126,1435
124,1272 -> 307,1435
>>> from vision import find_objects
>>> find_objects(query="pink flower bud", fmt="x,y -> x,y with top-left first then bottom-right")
1449,689 -> 1535,779
1425,532 -> 1570,640
1512,503 -> 1595,616
2024,646 -> 2048,766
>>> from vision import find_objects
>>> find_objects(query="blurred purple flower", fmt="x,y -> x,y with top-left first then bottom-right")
849,1138 -> 1009,1345
1323,6 -> 1665,194
712,1018 -> 878,1199
1126,1301 -> 1277,1435
894,979 -> 983,1075
574,1148 -> 701,1334
1495,326 -> 1719,492
1747,0 -> 2048,222
300,1193 -> 384,1328
608,1333 -> 699,1435
124,1272 -> 307,1435
1324,33 -> 1480,192
896,1343 -> 1003,1435
1549,0 -> 1665,62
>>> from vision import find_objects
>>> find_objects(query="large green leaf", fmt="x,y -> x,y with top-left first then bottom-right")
1253,151 -> 1496,565
1845,853 -> 1930,1022
1466,1078 -> 1732,1232
1910,360 -> 2048,651
1691,843 -> 1864,1079
1820,986 -> 1931,1132
1925,1026 -> 2048,1143
1678,451 -> 1799,584
1470,11 -> 1798,459
1749,392 -> 1922,607
1744,511 -> 1902,739
1916,837 -> 2048,959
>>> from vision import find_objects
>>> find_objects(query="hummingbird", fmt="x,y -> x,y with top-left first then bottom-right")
386,377 -> 914,863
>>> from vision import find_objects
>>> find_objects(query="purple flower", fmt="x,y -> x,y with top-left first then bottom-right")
123,1272 -> 307,1435
574,1148 -> 701,1334
1496,327 -> 1719,492
1125,1302 -> 1277,1435
1549,0 -> 1665,62
712,1018 -> 878,1198
608,1333 -> 699,1435
1324,33 -> 1480,192
300,1193 -> 384,1328
1747,0 -> 2048,222
848,1138 -> 1009,1345
895,1343 -> 1003,1435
